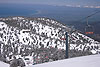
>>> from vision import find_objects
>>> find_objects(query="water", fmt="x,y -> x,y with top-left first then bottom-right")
0,4 -> 37,17
0,4 -> 100,22
0,3 -> 100,34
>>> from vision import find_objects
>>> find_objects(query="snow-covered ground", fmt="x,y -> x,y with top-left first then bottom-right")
27,54 -> 100,67
0,61 -> 9,67
0,17 -> 100,65
0,54 -> 100,67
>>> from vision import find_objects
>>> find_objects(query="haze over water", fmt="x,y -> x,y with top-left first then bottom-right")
0,3 -> 100,34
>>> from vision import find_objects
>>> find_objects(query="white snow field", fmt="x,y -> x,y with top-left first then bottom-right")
27,54 -> 100,67
0,61 -> 9,67
0,54 -> 100,67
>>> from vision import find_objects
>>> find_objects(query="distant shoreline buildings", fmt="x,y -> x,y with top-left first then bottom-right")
53,4 -> 100,8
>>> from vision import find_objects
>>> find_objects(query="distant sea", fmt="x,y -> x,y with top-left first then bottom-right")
0,3 -> 100,34
0,4 -> 38,17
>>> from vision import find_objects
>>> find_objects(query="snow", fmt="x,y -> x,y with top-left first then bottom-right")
0,61 -> 9,67
0,17 -> 100,66
27,54 -> 100,67
0,22 -> 7,28
0,54 -> 100,67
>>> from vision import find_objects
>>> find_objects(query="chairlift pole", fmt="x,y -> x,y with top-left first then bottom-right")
86,18 -> 89,26
65,32 -> 68,58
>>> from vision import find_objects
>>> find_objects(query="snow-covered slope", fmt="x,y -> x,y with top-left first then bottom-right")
0,61 -> 9,67
0,17 -> 100,65
27,54 -> 100,67
0,54 -> 100,67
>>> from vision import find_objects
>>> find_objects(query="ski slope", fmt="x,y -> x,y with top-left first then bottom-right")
0,54 -> 100,67
0,61 -> 9,67
28,54 -> 100,67
0,17 -> 100,66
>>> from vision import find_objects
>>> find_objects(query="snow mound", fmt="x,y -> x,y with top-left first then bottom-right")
0,61 -> 9,67
28,54 -> 100,67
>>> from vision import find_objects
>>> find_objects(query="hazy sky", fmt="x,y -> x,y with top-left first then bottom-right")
0,0 -> 100,6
